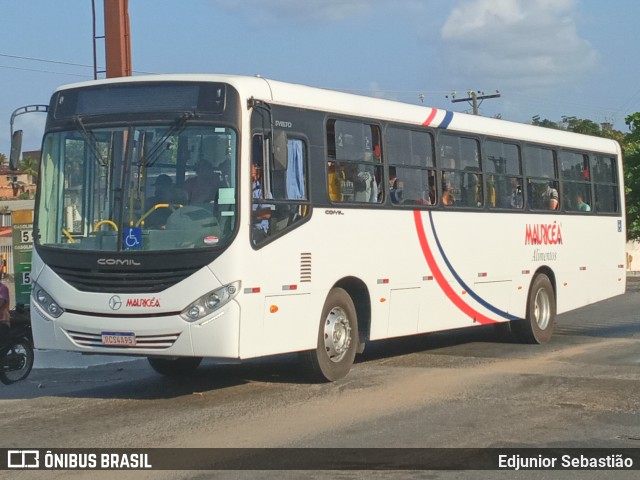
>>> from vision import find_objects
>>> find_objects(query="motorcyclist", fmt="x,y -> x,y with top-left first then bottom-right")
0,281 -> 10,340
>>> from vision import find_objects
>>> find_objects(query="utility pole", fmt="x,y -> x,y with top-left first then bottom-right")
450,90 -> 501,115
95,0 -> 132,78
91,0 -> 102,79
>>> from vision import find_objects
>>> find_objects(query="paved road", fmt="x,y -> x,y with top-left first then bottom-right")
0,280 -> 638,479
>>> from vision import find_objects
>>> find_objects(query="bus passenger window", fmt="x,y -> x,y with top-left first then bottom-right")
591,155 -> 619,213
525,145 -> 559,211
326,119 -> 383,204
485,140 -> 523,210
438,134 -> 482,208
386,127 -> 434,206
250,130 -> 310,246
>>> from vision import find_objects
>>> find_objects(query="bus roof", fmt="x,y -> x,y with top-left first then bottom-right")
54,73 -> 620,155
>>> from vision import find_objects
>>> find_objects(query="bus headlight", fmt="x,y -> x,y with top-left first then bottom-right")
32,283 -> 65,319
180,281 -> 240,322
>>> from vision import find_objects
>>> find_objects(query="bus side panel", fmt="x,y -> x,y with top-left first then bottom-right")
387,288 -> 420,337
219,225 -> 325,360
420,211 -> 523,326
418,280 -> 471,334
260,293 -> 312,356
554,216 -> 626,314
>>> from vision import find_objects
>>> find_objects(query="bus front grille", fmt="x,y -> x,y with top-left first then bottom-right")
66,330 -> 181,350
50,266 -> 199,293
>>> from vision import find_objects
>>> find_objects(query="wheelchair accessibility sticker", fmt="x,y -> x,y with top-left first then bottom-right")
123,227 -> 142,249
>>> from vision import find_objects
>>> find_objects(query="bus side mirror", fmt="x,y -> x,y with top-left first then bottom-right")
9,129 -> 23,170
272,130 -> 288,171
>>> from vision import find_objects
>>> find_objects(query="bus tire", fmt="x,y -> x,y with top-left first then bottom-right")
512,273 -> 555,344
147,356 -> 202,377
305,288 -> 358,382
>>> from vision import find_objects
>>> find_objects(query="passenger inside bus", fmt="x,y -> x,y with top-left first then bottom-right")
389,167 -> 403,204
577,194 -> 591,212
542,183 -> 560,210
184,159 -> 225,204
145,174 -> 187,228
428,176 -> 436,205
251,162 -> 272,242
462,170 -> 482,207
327,161 -> 345,202
510,178 -> 523,209
346,164 -> 375,202
442,180 -> 454,206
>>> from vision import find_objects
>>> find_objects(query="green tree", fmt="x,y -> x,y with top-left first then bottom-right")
531,115 -> 562,129
560,116 -> 602,136
19,156 -> 39,183
531,115 -> 624,141
624,113 -> 640,241
0,152 -> 7,167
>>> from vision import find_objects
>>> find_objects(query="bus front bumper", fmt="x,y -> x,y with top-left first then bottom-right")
30,300 -> 241,359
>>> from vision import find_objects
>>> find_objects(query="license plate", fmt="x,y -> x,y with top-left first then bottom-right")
101,332 -> 136,346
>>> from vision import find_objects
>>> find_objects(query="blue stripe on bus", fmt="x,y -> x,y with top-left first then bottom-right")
439,111 -> 454,129
428,211 -> 520,321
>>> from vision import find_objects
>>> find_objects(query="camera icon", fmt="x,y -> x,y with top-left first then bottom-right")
7,450 -> 40,469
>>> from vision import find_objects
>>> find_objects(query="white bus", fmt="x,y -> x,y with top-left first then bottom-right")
26,74 -> 625,381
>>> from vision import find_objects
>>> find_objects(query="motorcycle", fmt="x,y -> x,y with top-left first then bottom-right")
0,311 -> 34,385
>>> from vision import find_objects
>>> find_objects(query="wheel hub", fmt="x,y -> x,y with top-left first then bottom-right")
323,306 -> 352,363
534,288 -> 551,330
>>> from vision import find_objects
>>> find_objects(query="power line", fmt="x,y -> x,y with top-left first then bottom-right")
616,88 -> 640,117
0,64 -> 90,78
0,52 -> 155,76
333,87 -> 452,95
0,52 -> 94,69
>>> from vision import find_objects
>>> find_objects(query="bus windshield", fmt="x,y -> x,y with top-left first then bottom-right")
36,123 -> 238,252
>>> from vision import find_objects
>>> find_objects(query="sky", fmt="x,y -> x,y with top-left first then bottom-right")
1,0 -> 639,156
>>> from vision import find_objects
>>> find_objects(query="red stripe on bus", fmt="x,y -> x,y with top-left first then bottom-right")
413,210 -> 497,325
422,108 -> 438,126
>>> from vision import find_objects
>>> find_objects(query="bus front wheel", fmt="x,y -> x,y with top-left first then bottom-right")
147,356 -> 202,377
305,288 -> 358,382
512,273 -> 555,344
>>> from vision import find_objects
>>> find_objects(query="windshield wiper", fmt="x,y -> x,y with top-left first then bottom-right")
73,115 -> 107,167
144,111 -> 195,168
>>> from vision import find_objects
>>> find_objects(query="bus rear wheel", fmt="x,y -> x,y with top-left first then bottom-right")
512,273 -> 555,344
147,356 -> 202,377
305,288 -> 358,382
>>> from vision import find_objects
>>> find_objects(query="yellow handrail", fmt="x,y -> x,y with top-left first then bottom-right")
93,220 -> 119,232
136,203 -> 183,226
61,228 -> 76,243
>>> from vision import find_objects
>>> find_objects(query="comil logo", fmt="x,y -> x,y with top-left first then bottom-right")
8,450 -> 39,469
97,258 -> 141,266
